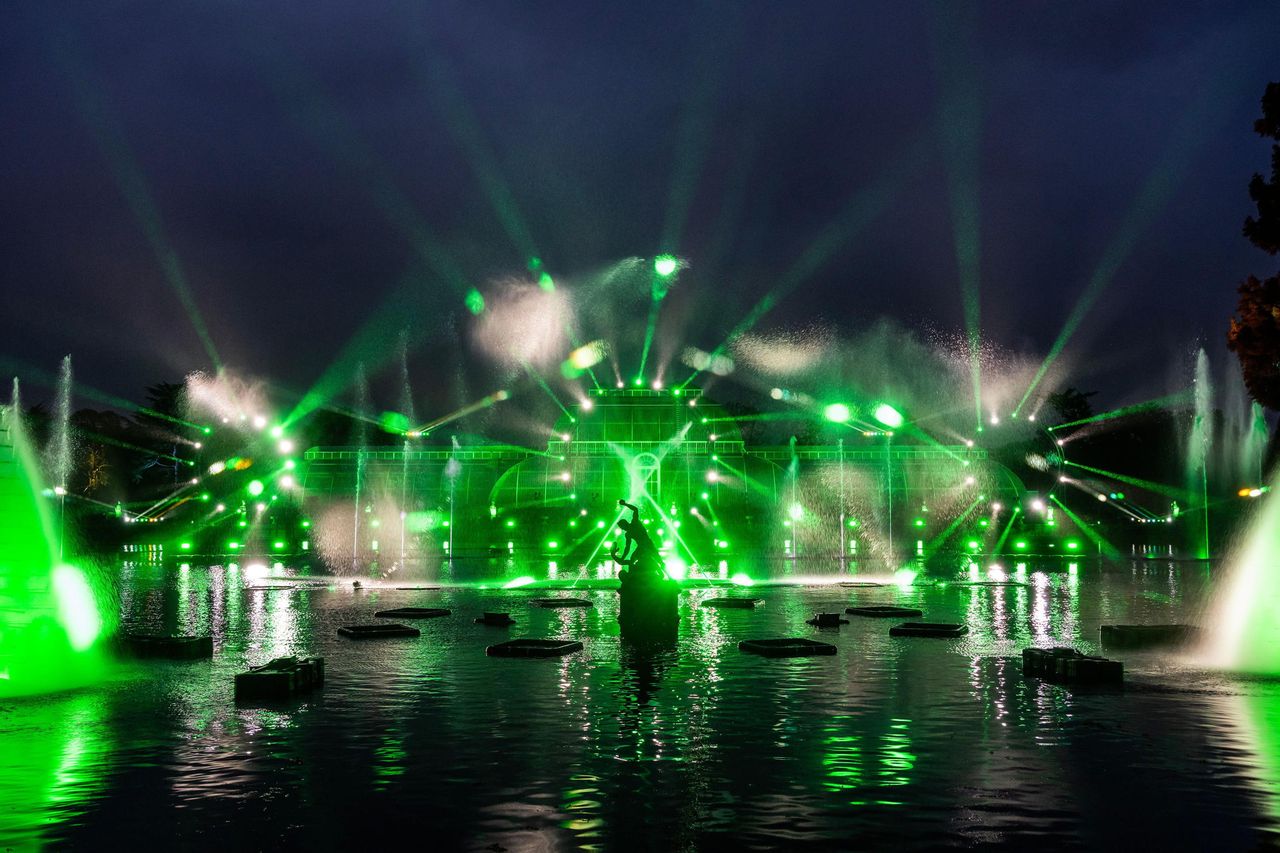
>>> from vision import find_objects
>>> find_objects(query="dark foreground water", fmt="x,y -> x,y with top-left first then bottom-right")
3,560 -> 1280,851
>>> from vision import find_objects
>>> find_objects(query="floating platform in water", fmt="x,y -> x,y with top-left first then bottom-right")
702,597 -> 760,609
119,634 -> 213,660
395,586 -> 441,591
846,605 -> 924,618
838,581 -> 886,588
1099,624 -> 1201,650
373,607 -> 451,619
531,597 -> 593,608
338,623 -> 420,639
1023,647 -> 1123,686
739,638 -> 837,658
807,613 -> 849,627
475,612 -> 516,626
486,638 -> 583,658
235,656 -> 325,703
889,622 -> 968,638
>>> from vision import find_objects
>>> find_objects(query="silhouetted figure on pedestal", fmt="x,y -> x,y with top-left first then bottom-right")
612,499 -> 677,638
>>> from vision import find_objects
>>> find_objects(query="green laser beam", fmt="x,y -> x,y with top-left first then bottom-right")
49,33 -> 221,368
931,0 -> 984,435
1063,460 -> 1194,502
1048,390 -> 1193,431
1051,495 -> 1119,558
992,506 -> 1021,554
925,496 -> 983,556
1014,83 -> 1231,416
680,133 -> 930,389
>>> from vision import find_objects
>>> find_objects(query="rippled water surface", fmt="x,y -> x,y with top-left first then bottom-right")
3,560 -> 1280,850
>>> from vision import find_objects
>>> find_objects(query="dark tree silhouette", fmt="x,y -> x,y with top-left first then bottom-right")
1243,82 -> 1280,254
1046,387 -> 1096,425
1229,82 -> 1280,408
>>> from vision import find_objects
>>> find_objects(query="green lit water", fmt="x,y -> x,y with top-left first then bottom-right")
2,558 -> 1279,848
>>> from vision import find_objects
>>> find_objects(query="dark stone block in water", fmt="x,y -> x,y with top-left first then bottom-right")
395,586 -> 441,590
846,605 -> 924,618
739,638 -> 837,657
234,656 -> 325,703
475,612 -> 516,626
1022,646 -> 1084,678
531,597 -> 593,608
838,581 -> 885,588
702,597 -> 760,609
889,622 -> 968,638
338,623 -> 420,639
486,638 -> 583,658
1022,647 -> 1123,686
1099,624 -> 1201,650
373,607 -> 451,619
120,634 -> 213,660
807,613 -> 849,627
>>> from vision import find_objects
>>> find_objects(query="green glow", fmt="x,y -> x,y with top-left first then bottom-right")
824,403 -> 852,423
247,480 -> 264,497
729,572 -> 754,587
1,398 -> 106,696
789,503 -> 804,521
465,288 -> 485,314
545,540 -> 558,550
51,565 -> 102,652
873,404 -> 904,429
654,255 -> 679,277
664,556 -> 688,581
503,575 -> 536,589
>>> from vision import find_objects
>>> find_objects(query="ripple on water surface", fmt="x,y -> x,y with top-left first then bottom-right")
1,561 -> 1279,849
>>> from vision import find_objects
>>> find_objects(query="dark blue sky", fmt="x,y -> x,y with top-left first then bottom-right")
2,0 -> 1278,411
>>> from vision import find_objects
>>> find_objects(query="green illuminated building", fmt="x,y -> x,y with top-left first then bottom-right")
300,388 -> 1025,567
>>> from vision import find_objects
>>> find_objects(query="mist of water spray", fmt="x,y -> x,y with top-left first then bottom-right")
0,378 -> 108,697
1202,479 -> 1280,674
1188,349 -> 1213,559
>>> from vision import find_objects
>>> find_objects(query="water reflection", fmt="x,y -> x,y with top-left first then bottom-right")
0,559 -> 1277,847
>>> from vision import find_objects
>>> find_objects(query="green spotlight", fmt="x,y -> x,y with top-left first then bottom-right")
247,480 -> 264,497
654,255 -> 678,277
823,403 -> 851,423
465,288 -> 485,314
873,404 -> 904,428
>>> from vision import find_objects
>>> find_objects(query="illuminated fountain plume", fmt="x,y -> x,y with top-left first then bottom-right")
680,346 -> 733,377
1202,474 -> 1280,674
0,378 -> 108,697
730,326 -> 831,376
185,368 -> 269,426
473,277 -> 574,370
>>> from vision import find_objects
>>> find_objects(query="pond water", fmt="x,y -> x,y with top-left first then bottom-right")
2,560 -> 1278,850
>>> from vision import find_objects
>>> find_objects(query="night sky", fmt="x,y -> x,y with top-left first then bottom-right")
3,1 -> 1278,412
